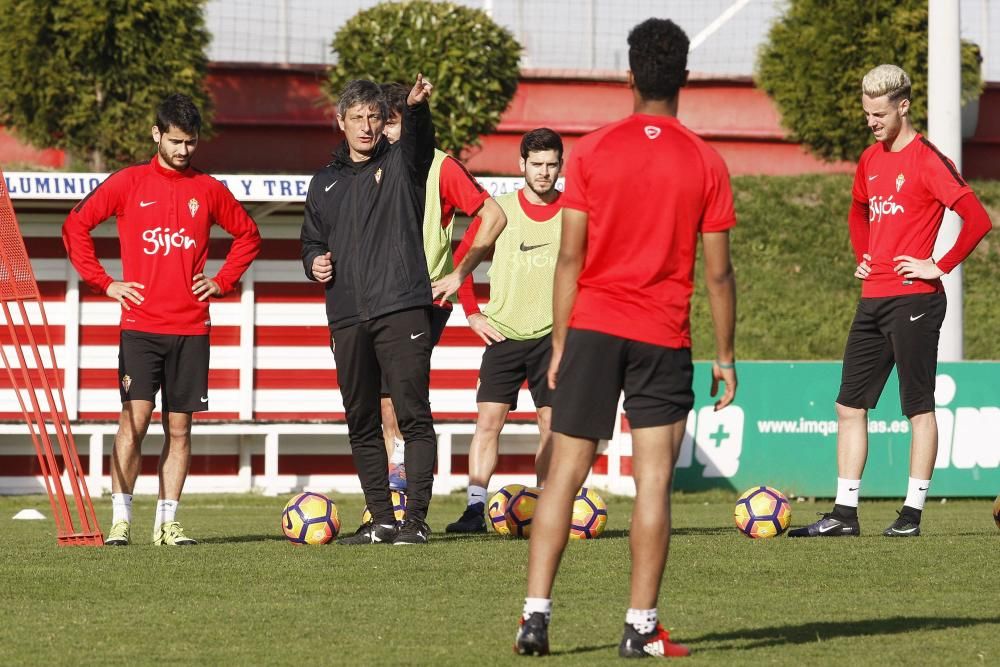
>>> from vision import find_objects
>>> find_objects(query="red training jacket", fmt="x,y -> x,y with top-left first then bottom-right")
62,157 -> 261,335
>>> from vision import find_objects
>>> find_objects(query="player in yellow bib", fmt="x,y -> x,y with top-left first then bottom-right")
446,128 -> 564,533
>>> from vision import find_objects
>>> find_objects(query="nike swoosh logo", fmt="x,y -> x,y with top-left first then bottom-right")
139,200 -> 157,207
200,396 -> 209,403
325,180 -> 338,192
818,523 -> 841,533
410,332 -> 424,339
910,314 -> 925,321
519,242 -> 550,252
868,175 -> 878,181
890,526 -> 918,534
918,486 -> 928,491
848,487 -> 859,491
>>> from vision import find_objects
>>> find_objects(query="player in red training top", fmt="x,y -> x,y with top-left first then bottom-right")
62,94 -> 261,547
789,65 -> 991,539
515,19 -> 737,659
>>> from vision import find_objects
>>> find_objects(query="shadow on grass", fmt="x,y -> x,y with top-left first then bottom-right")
549,642 -> 619,656
198,534 -> 288,544
671,527 -> 732,537
430,529 -> 633,542
687,615 -> 1000,651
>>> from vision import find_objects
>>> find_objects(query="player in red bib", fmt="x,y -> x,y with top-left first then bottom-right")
789,65 -> 991,539
515,19 -> 737,659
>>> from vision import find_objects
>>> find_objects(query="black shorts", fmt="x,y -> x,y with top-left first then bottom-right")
551,328 -> 694,441
837,293 -> 946,417
476,334 -> 553,410
379,305 -> 451,396
118,330 -> 210,412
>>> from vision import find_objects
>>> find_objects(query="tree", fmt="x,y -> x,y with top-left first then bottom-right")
325,0 -> 521,156
0,0 -> 213,171
756,0 -> 983,162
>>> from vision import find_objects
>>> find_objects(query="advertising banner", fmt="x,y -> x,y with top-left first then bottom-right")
674,362 -> 999,497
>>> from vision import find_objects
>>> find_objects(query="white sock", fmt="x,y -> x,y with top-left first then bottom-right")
111,493 -> 132,524
467,485 -> 488,506
522,597 -> 551,623
903,477 -> 931,511
626,608 -> 658,635
154,499 -> 179,530
390,438 -> 405,465
834,478 -> 861,507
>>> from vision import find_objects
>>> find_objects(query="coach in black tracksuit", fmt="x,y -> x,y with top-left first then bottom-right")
300,75 -> 436,545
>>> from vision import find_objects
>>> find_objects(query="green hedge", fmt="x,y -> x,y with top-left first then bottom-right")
325,0 -> 520,156
0,0 -> 213,171
756,0 -> 982,163
687,175 -> 1000,360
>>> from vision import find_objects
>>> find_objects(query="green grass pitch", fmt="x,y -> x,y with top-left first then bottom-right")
1,491 -> 996,665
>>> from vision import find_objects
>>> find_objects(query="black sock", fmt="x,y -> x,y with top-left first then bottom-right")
832,503 -> 857,520
900,505 -> 922,523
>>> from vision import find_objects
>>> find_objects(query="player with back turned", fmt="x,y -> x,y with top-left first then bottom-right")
515,18 -> 738,659
788,64 -> 991,539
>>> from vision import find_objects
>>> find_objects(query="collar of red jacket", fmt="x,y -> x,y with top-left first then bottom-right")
149,155 -> 193,180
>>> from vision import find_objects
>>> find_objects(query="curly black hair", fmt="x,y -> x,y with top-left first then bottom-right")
627,18 -> 689,101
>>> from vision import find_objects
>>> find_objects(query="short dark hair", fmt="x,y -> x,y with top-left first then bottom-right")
379,82 -> 409,116
520,128 -> 563,160
337,79 -> 386,119
628,18 -> 689,101
154,93 -> 202,135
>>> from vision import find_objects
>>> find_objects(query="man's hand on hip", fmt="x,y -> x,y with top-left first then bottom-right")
192,273 -> 222,301
106,281 -> 144,311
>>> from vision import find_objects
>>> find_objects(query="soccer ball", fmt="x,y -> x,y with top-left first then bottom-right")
281,492 -> 341,545
361,490 -> 408,524
734,486 -> 791,538
993,494 -> 1000,531
487,483 -> 526,535
505,486 -> 541,538
569,487 -> 608,539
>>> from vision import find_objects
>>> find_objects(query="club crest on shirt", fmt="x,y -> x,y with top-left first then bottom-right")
375,167 -> 383,184
644,125 -> 661,140
895,173 -> 905,192
188,198 -> 200,218
121,374 -> 132,394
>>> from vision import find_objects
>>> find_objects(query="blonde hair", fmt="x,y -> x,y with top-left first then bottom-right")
862,64 -> 911,103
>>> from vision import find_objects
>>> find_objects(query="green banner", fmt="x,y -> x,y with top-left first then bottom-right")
673,362 -> 1000,497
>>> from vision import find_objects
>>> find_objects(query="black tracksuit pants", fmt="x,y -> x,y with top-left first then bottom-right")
332,307 -> 436,525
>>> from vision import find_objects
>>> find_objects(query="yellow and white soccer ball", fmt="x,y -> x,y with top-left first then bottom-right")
734,486 -> 791,538
505,486 -> 541,538
281,492 -> 341,545
488,484 -> 526,535
569,487 -> 608,539
361,489 -> 408,525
